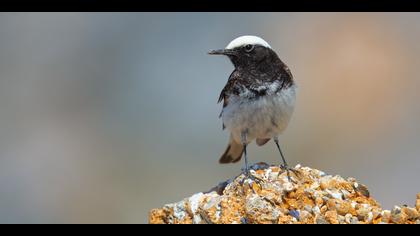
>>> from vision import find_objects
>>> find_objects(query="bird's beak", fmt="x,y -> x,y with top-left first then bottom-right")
208,49 -> 235,56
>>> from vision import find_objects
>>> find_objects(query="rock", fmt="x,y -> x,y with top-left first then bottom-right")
325,210 -> 339,224
356,204 -> 371,221
288,209 -> 300,220
315,197 -> 324,207
367,212 -> 373,223
353,183 -> 370,198
299,210 -> 312,223
312,205 -> 321,216
336,200 -> 353,216
391,206 -> 408,224
304,205 -> 313,213
337,215 -> 345,224
326,189 -> 343,200
344,213 -> 353,224
381,210 -> 391,223
245,194 -> 278,223
315,215 -> 329,224
149,163 -> 420,224
416,193 -> 420,212
350,216 -> 359,224
320,205 -> 328,214
341,189 -> 351,200
326,199 -> 337,211
402,206 -> 419,221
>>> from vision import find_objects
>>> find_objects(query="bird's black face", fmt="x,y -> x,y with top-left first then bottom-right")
209,44 -> 273,70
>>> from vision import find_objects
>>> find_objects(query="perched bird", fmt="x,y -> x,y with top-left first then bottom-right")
209,35 -> 297,177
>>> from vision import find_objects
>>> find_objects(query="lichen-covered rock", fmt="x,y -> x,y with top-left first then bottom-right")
416,193 -> 420,212
149,163 -> 420,224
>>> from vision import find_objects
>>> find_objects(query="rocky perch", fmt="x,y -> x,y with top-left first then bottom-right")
149,163 -> 420,224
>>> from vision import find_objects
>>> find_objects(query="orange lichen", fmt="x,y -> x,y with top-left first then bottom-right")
218,197 -> 245,224
325,210 -> 339,224
148,209 -> 167,224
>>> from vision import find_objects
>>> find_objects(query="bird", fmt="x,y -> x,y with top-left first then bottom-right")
209,35 -> 297,177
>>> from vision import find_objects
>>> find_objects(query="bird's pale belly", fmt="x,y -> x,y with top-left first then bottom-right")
222,85 -> 296,144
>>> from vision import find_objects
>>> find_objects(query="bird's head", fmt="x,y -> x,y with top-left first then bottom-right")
208,35 -> 277,70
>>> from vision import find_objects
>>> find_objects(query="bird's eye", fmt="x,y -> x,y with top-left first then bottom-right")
244,44 -> 254,52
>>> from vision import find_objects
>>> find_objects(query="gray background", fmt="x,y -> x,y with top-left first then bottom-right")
0,13 -> 419,223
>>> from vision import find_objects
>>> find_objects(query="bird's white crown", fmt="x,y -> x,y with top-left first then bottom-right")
225,35 -> 271,50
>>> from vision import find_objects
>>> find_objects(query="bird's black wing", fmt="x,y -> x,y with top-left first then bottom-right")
218,71 -> 242,129
281,62 -> 293,81
218,70 -> 241,107
276,61 -> 294,92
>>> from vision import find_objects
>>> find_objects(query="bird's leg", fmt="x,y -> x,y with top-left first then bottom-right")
274,137 -> 299,182
242,143 -> 251,176
274,137 -> 288,169
241,131 -> 250,177
240,142 -> 264,188
240,131 -> 264,187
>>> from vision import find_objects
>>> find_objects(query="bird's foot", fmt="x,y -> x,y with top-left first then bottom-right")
277,164 -> 300,184
246,170 -> 264,184
240,168 -> 264,190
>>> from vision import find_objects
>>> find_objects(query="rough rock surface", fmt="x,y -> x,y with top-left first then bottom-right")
149,163 -> 420,224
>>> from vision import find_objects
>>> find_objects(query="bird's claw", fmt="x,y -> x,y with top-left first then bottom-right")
240,169 -> 264,191
278,165 -> 300,183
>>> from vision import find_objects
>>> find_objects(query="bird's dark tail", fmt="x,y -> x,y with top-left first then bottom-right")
219,136 -> 243,164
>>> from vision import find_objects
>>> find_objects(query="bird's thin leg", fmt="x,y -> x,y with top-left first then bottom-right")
274,137 -> 299,182
243,143 -> 249,176
240,131 -> 264,187
274,137 -> 288,168
241,131 -> 249,177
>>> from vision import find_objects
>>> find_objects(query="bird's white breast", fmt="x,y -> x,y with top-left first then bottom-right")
222,84 -> 297,144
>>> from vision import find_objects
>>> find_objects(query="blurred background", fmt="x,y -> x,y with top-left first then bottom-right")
0,12 -> 419,223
